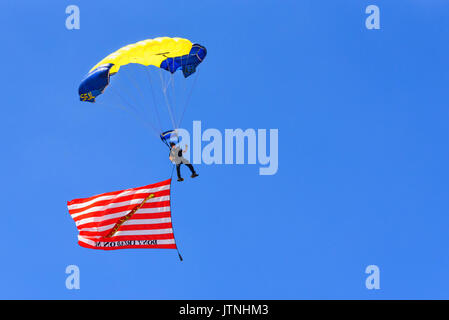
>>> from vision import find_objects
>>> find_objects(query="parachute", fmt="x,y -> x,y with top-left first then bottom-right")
79,37 -> 206,103
78,37 -> 206,148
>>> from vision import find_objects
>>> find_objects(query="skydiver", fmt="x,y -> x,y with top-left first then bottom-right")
169,142 -> 198,182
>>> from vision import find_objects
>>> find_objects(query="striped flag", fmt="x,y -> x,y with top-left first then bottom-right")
67,179 -> 178,250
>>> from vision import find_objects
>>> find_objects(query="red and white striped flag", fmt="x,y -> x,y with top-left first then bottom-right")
67,179 -> 178,250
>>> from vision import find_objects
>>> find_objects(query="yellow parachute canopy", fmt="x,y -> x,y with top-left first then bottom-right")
89,37 -> 193,75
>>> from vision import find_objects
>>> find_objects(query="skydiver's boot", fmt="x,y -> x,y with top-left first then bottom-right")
186,164 -> 198,178
178,177 -> 184,182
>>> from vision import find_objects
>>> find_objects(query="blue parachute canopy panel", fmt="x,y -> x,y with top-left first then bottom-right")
78,63 -> 114,102
160,44 -> 207,77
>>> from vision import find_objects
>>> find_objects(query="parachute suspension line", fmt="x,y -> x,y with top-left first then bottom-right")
160,70 -> 177,128
177,68 -> 200,128
96,98 -> 158,138
169,166 -> 183,262
170,72 -> 175,110
181,54 -> 188,100
159,69 -> 178,131
108,88 -> 159,137
131,67 -> 165,133
144,67 -> 163,132
171,58 -> 177,125
160,70 -> 174,92
123,69 -> 146,103
122,69 -> 154,128
107,85 -> 160,137
106,83 -> 141,117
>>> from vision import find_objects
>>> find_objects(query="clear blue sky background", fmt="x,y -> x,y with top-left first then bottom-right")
1,0 -> 448,299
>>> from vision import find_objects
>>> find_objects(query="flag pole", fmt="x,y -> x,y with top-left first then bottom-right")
169,164 -> 183,262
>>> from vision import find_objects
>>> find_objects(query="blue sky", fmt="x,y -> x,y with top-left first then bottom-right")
1,0 -> 449,299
